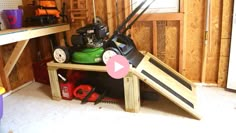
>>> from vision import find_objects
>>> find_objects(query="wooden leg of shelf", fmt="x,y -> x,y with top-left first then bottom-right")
48,67 -> 61,100
0,47 -> 11,91
123,72 -> 140,112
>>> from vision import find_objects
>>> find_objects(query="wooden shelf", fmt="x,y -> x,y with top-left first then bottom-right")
0,23 -> 70,91
0,23 -> 70,46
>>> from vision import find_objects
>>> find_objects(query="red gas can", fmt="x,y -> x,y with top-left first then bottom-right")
60,81 -> 74,100
58,70 -> 86,100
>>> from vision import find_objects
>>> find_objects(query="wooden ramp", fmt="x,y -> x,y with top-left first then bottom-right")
131,52 -> 201,119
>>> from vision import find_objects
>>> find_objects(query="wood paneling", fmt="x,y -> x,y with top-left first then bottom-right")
132,22 -> 153,53
157,21 -> 166,62
10,44 -> 34,89
1,43 -> 34,90
205,0 -> 222,83
94,0 -> 108,24
221,0 -> 233,39
218,0 -> 234,87
165,21 -> 179,70
184,0 -> 205,81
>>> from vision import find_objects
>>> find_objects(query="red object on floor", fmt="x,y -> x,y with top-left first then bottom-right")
73,85 -> 99,102
32,59 -> 50,85
60,81 -> 75,100
59,70 -> 86,100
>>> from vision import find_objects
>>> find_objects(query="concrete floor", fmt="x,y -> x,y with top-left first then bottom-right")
1,82 -> 236,133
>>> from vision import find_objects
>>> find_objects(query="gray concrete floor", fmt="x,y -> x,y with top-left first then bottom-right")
1,82 -> 236,133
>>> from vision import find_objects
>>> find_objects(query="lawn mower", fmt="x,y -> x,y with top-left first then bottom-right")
53,0 -> 109,64
53,0 -> 154,65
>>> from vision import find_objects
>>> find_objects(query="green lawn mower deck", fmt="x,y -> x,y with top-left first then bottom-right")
71,47 -> 104,64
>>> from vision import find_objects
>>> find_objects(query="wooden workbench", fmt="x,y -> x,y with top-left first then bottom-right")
47,61 -> 141,112
0,23 -> 70,91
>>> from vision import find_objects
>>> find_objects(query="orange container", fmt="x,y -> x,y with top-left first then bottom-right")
39,1 -> 57,8
35,9 -> 60,18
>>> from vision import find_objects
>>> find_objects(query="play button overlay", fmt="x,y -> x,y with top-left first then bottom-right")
114,62 -> 124,72
106,55 -> 129,79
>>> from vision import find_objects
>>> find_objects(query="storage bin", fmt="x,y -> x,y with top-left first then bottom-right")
0,87 -> 5,120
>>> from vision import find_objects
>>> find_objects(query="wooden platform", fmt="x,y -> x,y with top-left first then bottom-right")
47,51 -> 201,119
47,61 -> 140,112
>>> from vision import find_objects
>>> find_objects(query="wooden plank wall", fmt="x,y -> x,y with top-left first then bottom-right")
205,0 -> 222,83
184,0 -> 205,82
130,0 -> 233,87
1,0 -> 232,89
218,0 -> 233,87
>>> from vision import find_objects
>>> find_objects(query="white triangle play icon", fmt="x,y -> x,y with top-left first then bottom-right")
114,61 -> 124,72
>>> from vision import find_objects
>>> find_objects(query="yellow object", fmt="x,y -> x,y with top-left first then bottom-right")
0,87 -> 5,95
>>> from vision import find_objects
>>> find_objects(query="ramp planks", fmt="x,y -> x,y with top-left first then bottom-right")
132,52 -> 201,119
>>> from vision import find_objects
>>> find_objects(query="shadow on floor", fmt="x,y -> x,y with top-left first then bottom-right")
141,95 -> 195,119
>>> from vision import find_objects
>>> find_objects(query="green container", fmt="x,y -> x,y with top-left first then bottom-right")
71,47 -> 104,64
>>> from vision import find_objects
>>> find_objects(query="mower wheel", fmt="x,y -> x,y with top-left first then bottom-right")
53,46 -> 70,63
102,47 -> 121,64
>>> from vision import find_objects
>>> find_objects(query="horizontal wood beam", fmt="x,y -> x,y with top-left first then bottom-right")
137,13 -> 184,21
47,61 -> 107,72
0,24 -> 70,46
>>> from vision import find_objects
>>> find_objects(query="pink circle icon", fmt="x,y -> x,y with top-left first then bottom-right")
106,55 -> 129,79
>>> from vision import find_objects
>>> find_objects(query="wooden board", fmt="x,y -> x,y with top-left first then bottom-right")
221,0 -> 233,39
132,22 -> 153,53
205,0 -> 222,83
38,36 -> 53,60
9,44 -> 34,89
106,0 -> 115,36
184,0 -> 205,82
152,21 -> 158,57
0,79 -> 2,87
47,61 -> 107,72
124,72 -> 140,112
165,21 -> 179,70
218,56 -> 229,87
157,21 -> 166,61
218,0 -> 234,87
0,24 -> 70,46
132,52 -> 200,119
0,47 -> 11,91
94,0 -> 108,24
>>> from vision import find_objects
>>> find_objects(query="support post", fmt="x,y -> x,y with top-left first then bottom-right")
48,67 -> 61,100
0,47 -> 11,91
124,72 -> 140,112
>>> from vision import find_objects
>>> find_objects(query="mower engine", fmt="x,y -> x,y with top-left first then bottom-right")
71,23 -> 109,48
